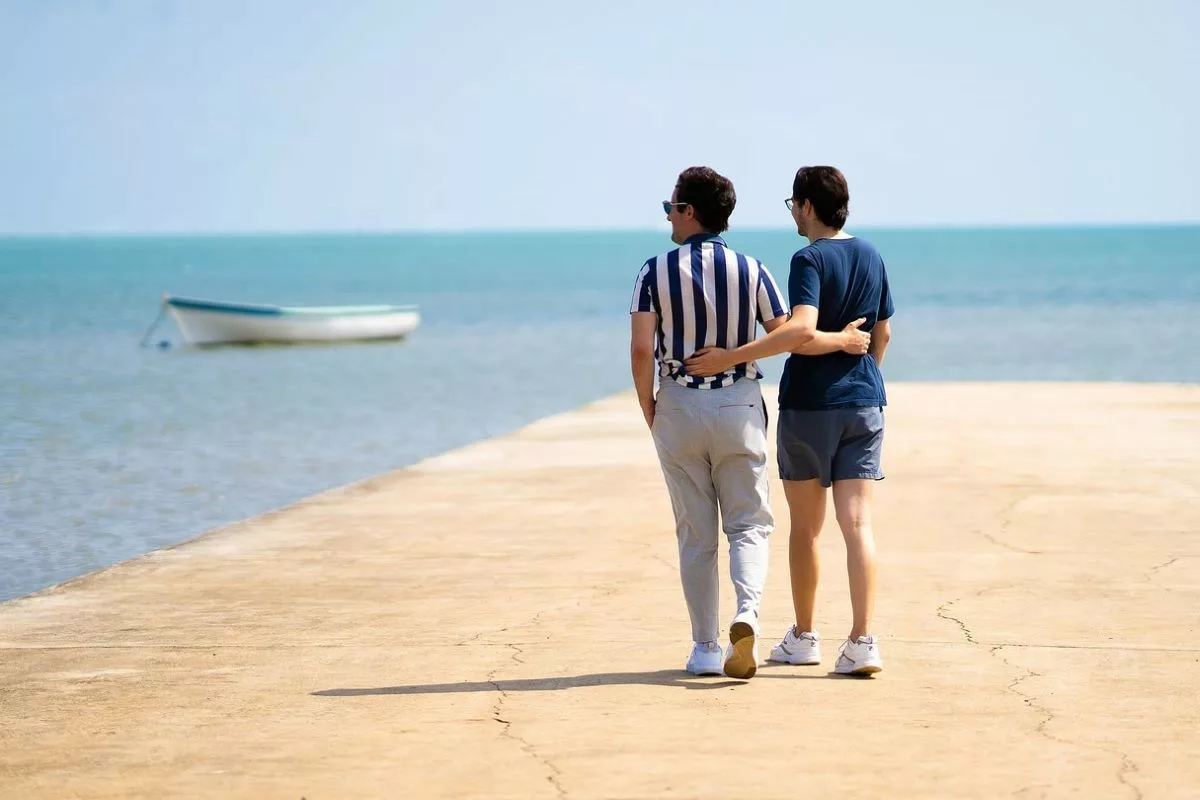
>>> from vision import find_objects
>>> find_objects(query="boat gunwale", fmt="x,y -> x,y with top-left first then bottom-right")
165,295 -> 419,318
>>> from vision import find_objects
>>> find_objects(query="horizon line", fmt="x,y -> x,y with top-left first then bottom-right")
2,220 -> 1199,239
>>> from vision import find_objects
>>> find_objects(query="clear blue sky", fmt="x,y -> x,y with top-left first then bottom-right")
2,0 -> 1197,233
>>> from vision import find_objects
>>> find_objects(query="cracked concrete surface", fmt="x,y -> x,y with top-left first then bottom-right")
1,382 -> 1198,798
936,598 -> 979,644
992,644 -> 1150,800
489,641 -> 567,799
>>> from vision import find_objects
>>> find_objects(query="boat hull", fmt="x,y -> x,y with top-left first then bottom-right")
165,300 -> 420,345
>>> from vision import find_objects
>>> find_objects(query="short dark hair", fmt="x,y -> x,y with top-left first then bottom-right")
792,166 -> 849,229
675,166 -> 736,233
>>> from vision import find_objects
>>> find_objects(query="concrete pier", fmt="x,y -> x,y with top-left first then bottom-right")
2,383 -> 1198,799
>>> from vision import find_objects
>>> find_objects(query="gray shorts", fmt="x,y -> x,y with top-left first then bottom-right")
776,407 -> 885,487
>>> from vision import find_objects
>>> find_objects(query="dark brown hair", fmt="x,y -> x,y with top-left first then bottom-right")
675,166 -> 736,233
792,166 -> 849,229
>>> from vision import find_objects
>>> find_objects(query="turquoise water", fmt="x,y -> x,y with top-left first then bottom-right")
2,226 -> 1198,601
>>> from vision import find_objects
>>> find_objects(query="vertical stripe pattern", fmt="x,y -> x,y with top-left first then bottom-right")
629,235 -> 786,389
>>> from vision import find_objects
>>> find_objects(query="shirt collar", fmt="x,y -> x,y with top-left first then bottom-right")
683,232 -> 725,246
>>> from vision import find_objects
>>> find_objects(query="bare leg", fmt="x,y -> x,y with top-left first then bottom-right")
781,479 -> 826,633
832,479 -> 877,640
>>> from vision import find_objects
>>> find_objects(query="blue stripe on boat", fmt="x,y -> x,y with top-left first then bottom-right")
166,297 -> 283,316
165,296 -> 416,317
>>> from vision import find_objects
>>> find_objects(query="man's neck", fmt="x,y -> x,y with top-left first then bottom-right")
806,224 -> 849,243
676,227 -> 715,245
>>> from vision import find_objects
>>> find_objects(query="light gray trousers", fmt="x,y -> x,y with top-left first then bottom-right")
651,377 -> 773,643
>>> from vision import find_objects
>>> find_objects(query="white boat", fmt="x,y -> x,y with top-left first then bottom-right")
162,295 -> 420,346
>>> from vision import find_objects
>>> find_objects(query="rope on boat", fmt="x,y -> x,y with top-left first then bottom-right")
139,294 -> 170,348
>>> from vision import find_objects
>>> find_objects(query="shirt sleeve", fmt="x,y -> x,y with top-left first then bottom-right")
878,261 -> 895,322
788,250 -> 820,309
629,260 -> 655,314
755,261 -> 788,322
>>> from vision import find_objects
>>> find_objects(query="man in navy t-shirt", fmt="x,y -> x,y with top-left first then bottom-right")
686,166 -> 892,676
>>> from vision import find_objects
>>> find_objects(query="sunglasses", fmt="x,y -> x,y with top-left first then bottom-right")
662,200 -> 690,215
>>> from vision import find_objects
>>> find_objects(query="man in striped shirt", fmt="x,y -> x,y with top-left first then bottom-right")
629,166 -> 869,679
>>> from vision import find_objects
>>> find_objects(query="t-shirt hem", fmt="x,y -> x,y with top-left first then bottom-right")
778,398 -> 887,411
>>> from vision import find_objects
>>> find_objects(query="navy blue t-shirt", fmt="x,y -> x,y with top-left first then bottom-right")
778,236 -> 895,411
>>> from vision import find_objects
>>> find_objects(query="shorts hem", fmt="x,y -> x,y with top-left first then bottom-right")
831,472 -> 885,483
778,471 -> 831,487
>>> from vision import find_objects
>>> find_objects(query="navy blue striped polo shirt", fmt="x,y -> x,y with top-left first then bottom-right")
629,233 -> 787,389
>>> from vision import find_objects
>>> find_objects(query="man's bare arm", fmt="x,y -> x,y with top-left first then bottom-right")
869,318 -> 891,366
630,312 -> 658,429
761,316 -> 787,334
784,307 -> 871,355
686,307 -> 869,376
729,305 -> 822,364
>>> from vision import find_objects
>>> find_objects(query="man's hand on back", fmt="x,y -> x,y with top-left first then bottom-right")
840,318 -> 871,354
685,347 -> 734,377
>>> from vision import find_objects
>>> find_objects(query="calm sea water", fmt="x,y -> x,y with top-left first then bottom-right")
2,226 -> 1198,601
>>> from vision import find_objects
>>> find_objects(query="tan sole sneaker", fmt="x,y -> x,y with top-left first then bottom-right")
723,621 -> 758,679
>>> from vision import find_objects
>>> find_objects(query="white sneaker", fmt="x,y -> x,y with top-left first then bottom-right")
685,641 -> 724,675
834,634 -> 883,675
723,612 -> 759,680
768,628 -> 822,665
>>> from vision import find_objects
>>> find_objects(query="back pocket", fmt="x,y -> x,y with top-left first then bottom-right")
719,402 -> 764,427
